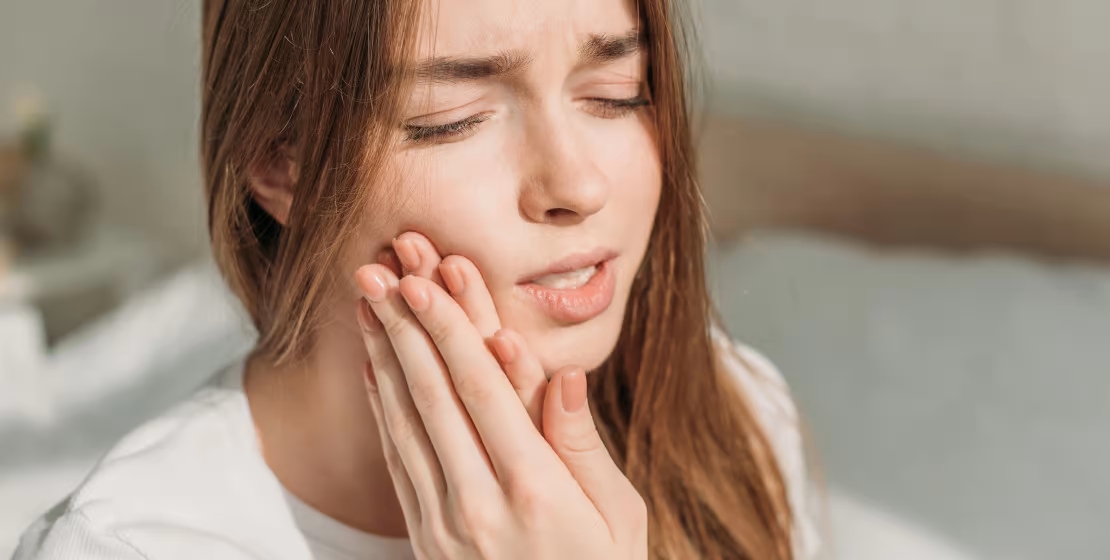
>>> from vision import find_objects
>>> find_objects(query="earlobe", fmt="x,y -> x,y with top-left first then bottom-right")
248,150 -> 298,226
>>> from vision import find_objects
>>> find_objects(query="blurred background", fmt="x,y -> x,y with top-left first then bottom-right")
1,1 -> 1108,558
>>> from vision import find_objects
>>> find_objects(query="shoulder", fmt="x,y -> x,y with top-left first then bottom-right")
711,327 -> 824,559
14,364 -> 311,560
14,504 -> 149,560
711,327 -> 798,430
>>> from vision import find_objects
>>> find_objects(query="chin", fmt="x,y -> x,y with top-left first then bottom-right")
524,302 -> 627,376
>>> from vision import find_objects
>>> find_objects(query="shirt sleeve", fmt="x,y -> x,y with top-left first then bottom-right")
14,508 -> 150,560
712,328 -> 826,560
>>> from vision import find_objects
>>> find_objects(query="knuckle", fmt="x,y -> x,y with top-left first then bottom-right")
423,315 -> 453,345
383,314 -> 409,339
452,372 -> 493,404
505,472 -> 551,520
452,497 -> 501,549
558,427 -> 605,457
407,379 -> 441,412
385,407 -> 420,442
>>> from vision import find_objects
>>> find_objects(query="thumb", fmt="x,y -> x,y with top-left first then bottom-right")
543,366 -> 632,523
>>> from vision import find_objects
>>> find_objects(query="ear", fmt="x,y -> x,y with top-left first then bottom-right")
248,146 -> 299,226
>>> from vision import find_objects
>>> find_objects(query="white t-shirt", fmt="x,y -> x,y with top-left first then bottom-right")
14,336 -> 821,560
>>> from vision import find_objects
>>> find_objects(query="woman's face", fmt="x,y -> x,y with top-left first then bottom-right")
348,0 -> 661,373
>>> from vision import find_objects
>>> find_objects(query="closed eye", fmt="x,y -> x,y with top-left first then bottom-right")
404,113 -> 491,143
584,95 -> 650,118
402,96 -> 651,145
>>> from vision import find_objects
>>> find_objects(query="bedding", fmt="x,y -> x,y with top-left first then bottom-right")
711,232 -> 1110,559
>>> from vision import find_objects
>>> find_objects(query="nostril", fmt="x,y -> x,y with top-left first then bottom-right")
544,208 -> 577,221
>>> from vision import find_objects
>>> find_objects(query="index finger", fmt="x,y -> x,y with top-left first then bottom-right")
397,275 -> 554,477
439,255 -> 501,338
357,265 -> 498,498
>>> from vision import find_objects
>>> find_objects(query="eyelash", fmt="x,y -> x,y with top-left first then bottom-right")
403,96 -> 651,144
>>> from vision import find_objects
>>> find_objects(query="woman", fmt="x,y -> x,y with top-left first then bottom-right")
16,0 -> 820,558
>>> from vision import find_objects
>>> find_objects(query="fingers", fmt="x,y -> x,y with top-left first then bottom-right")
438,255 -> 502,338
394,242 -> 538,432
354,296 -> 447,514
542,367 -> 634,526
488,329 -> 548,431
357,264 -> 499,495
389,234 -> 502,340
392,234 -> 502,341
393,232 -> 443,285
396,273 -> 548,477
362,359 -> 421,534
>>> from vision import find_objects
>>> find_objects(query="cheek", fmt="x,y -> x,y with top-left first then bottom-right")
596,119 -> 663,266
342,141 -> 524,298
615,133 -> 662,225
388,141 -> 521,261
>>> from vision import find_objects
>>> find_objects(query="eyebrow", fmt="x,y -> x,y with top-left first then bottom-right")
578,29 -> 644,66
414,29 -> 644,84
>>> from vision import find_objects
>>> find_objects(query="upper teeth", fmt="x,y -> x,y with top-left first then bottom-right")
532,265 -> 598,289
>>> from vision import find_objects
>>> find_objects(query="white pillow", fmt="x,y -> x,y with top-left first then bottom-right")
0,303 -> 48,421
42,259 -> 256,420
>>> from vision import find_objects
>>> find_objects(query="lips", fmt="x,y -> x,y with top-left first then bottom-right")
530,265 -> 599,289
516,249 -> 618,324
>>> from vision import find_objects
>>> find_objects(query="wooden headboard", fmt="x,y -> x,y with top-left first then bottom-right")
698,116 -> 1110,262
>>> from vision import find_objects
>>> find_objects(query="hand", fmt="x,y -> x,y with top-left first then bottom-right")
383,232 -> 547,429
353,238 -> 648,560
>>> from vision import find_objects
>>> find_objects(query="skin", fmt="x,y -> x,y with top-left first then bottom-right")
245,0 -> 662,552
354,246 -> 649,558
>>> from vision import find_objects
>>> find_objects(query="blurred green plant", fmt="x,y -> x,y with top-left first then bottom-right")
12,87 -> 52,161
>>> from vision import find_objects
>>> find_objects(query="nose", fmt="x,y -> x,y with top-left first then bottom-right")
518,116 -> 610,226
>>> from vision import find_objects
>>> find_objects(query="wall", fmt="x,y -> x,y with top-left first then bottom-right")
0,0 -> 205,260
699,0 -> 1110,177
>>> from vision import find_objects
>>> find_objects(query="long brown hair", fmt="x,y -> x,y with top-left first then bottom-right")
201,1 -> 793,558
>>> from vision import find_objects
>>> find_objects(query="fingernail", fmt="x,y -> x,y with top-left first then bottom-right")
362,270 -> 388,302
377,250 -> 401,277
400,281 -> 430,312
364,362 -> 378,393
561,369 -> 587,413
440,262 -> 465,295
356,298 -> 378,333
490,332 -> 516,364
394,238 -> 420,273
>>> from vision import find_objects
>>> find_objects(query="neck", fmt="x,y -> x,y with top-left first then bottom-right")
243,317 -> 408,537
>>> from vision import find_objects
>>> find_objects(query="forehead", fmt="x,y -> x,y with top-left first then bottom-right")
417,0 -> 639,57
